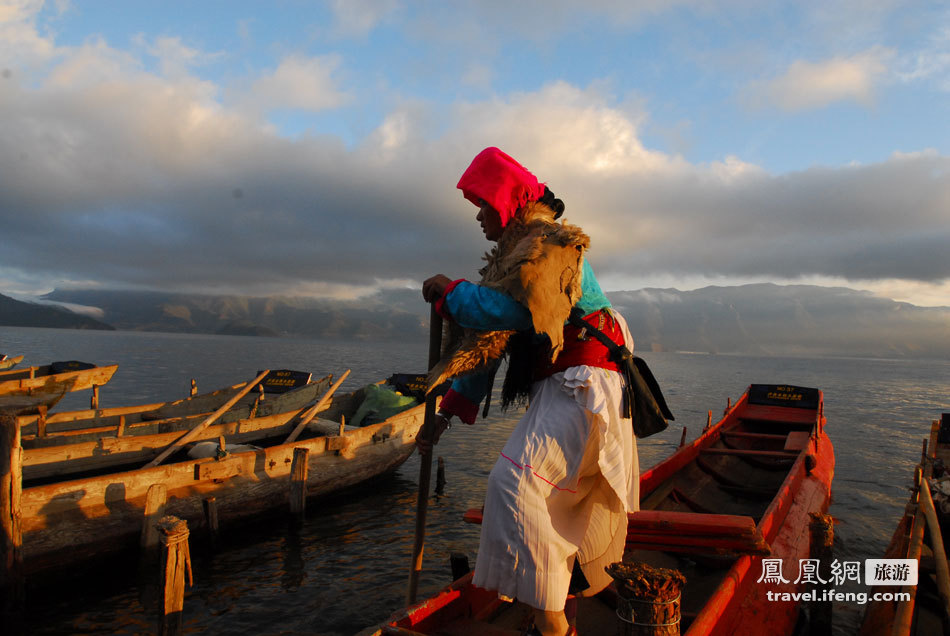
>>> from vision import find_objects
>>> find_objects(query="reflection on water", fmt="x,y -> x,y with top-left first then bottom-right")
3,326 -> 949,636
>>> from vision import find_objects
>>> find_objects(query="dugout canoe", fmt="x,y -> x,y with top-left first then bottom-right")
16,368 -> 319,437
360,383 -> 835,636
858,413 -> 950,636
0,361 -> 118,414
19,373 -> 334,481
0,354 -> 24,370
5,378 -> 425,577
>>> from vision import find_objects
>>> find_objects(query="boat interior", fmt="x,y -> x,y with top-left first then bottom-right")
384,386 -> 825,636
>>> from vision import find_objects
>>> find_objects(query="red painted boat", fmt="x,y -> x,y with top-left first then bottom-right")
359,383 -> 835,636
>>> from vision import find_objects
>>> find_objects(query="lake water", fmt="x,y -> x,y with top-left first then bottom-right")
2,325 -> 948,635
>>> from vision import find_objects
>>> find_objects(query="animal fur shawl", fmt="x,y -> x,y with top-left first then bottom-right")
428,201 -> 591,392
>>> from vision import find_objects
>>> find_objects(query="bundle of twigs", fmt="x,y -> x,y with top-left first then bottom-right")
606,560 -> 686,602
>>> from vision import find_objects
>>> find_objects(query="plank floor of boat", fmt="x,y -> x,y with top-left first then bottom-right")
620,417 -> 799,630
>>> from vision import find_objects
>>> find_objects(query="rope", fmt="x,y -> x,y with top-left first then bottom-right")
159,518 -> 193,587
616,593 -> 682,628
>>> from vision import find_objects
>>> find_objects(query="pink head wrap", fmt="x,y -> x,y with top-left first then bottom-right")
456,147 -> 546,228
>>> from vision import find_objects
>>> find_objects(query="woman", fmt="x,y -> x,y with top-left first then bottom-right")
420,147 -> 638,636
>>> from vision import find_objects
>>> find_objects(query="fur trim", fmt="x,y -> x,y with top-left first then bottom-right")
428,201 -> 589,391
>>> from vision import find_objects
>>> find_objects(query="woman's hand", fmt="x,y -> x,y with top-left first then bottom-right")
422,274 -> 452,303
415,412 -> 452,455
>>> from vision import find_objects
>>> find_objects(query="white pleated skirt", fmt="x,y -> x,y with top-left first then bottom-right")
471,362 -> 639,611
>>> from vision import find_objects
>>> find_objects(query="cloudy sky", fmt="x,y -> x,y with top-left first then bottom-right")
1,1 -> 948,307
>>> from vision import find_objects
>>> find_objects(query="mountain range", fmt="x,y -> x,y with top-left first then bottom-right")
1,285 -> 948,359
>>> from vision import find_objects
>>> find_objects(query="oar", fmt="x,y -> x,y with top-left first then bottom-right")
407,305 -> 443,604
144,369 -> 271,468
283,369 -> 351,444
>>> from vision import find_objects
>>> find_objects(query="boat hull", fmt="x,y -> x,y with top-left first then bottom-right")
0,364 -> 118,414
16,391 -> 425,577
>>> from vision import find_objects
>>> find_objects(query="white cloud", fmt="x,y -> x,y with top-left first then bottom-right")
0,0 -> 58,70
239,54 -> 350,115
898,24 -> 950,90
329,0 -> 400,37
743,48 -> 893,112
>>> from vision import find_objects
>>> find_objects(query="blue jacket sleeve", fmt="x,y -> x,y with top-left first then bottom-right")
442,281 -> 533,331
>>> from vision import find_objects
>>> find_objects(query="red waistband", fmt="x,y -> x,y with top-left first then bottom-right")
535,310 -> 622,379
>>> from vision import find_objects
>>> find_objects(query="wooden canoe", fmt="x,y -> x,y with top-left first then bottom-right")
858,413 -> 950,636
19,374 -> 333,481
0,354 -> 24,370
13,380 -> 425,577
0,362 -> 118,414
16,368 -> 319,437
360,383 -> 835,636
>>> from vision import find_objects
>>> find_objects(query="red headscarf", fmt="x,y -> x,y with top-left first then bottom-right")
456,147 -> 546,228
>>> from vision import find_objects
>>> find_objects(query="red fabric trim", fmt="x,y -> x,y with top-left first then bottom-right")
499,452 -> 578,493
535,310 -> 623,379
434,278 -> 466,322
438,387 -> 479,425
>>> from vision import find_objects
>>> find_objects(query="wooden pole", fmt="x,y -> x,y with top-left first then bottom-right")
919,477 -> 950,623
36,405 -> 47,439
90,384 -> 100,410
679,427 -> 688,447
0,411 -> 24,614
283,370 -> 351,444
407,305 -> 443,604
157,516 -> 192,636
145,369 -> 271,467
893,466 -> 925,636
289,447 -> 310,518
202,497 -> 219,550
141,483 -> 168,551
435,456 -> 446,495
190,379 -> 197,397
808,513 -> 834,636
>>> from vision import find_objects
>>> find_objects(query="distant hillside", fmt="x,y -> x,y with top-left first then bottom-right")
31,284 -> 950,358
0,293 -> 115,330
42,289 -> 426,340
609,284 -> 950,358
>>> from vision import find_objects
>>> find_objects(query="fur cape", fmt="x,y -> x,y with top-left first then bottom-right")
428,201 -> 591,392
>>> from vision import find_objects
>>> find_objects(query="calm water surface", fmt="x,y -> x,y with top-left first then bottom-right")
1,326 -> 948,635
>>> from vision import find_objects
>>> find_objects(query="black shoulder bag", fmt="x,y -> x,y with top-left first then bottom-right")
567,308 -> 674,438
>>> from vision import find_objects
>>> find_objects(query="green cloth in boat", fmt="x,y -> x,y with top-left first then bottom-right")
352,384 -> 419,427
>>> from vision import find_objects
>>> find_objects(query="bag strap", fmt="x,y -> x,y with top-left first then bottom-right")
567,307 -> 675,423
567,308 -> 631,364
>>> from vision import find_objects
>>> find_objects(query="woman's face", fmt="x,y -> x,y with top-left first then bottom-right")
476,200 -> 504,242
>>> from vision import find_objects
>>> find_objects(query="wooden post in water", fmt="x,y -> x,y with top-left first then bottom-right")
90,384 -> 100,410
808,512 -> 834,636
190,379 -> 197,397
157,516 -> 192,636
203,497 -> 219,550
679,427 -> 688,447
289,447 -> 310,518
141,484 -> 168,551
704,410 -> 712,431
0,411 -> 24,614
36,405 -> 47,438
435,456 -> 446,495
606,560 -> 685,635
